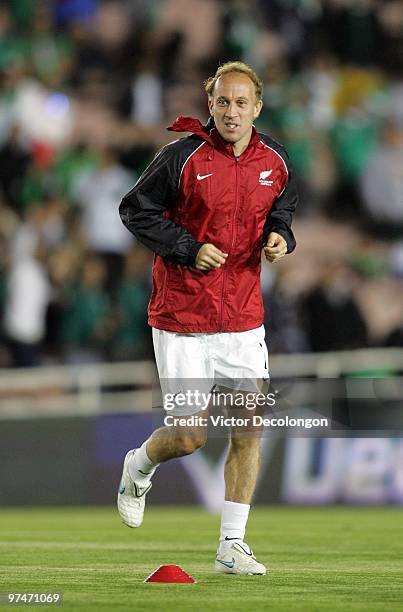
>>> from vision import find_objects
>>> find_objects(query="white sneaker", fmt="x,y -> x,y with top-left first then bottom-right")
215,541 -> 267,575
117,449 -> 151,528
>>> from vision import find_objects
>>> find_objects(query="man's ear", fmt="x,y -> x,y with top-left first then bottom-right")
253,99 -> 263,119
208,97 -> 214,116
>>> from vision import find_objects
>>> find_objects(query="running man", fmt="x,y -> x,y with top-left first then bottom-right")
118,61 -> 299,575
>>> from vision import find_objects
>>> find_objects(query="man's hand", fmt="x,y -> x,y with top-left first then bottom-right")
263,232 -> 287,263
195,244 -> 228,271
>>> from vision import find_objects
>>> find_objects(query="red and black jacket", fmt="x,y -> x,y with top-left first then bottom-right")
119,116 -> 298,333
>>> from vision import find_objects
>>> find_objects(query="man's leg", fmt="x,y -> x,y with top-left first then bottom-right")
216,381 -> 265,544
117,413 -> 208,528
215,381 -> 267,574
118,327 -> 213,527
215,426 -> 266,574
213,325 -> 268,538
218,429 -> 262,550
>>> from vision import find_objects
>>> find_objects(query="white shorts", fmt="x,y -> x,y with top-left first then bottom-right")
152,325 -> 269,416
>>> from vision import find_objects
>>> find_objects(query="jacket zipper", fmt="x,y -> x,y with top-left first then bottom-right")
220,156 -> 240,331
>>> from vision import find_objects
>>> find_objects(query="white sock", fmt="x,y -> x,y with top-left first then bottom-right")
128,441 -> 159,484
218,500 -> 250,554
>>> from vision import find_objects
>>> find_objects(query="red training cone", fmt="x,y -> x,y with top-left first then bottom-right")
144,564 -> 196,583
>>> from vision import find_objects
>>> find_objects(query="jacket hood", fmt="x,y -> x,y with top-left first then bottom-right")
167,116 -> 215,144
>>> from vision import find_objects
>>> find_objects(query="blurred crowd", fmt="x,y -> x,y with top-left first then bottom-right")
0,0 -> 403,367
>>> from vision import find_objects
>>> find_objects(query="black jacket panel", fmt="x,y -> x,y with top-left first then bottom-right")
119,136 -> 204,266
259,134 -> 298,253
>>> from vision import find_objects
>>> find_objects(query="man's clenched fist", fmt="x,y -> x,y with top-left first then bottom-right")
195,244 -> 228,271
263,232 -> 287,263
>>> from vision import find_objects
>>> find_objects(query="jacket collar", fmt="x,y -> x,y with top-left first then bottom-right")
167,115 -> 260,155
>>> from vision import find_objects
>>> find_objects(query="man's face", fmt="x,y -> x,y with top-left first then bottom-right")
208,72 -> 263,152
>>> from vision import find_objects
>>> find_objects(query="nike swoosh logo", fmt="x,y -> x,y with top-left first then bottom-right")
235,543 -> 254,557
133,481 -> 152,498
197,173 -> 213,181
225,537 -> 239,541
216,558 -> 235,569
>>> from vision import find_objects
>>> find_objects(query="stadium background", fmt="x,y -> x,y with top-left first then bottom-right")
1,0 -> 403,511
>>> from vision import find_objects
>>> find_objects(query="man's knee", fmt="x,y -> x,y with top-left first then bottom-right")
174,428 -> 207,456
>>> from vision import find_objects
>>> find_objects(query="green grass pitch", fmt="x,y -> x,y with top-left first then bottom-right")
1,506 -> 403,611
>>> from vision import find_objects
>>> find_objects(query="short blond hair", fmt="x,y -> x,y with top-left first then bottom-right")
204,61 -> 263,101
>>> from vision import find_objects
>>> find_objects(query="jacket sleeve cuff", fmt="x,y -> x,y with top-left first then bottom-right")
265,223 -> 296,254
188,241 -> 204,266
